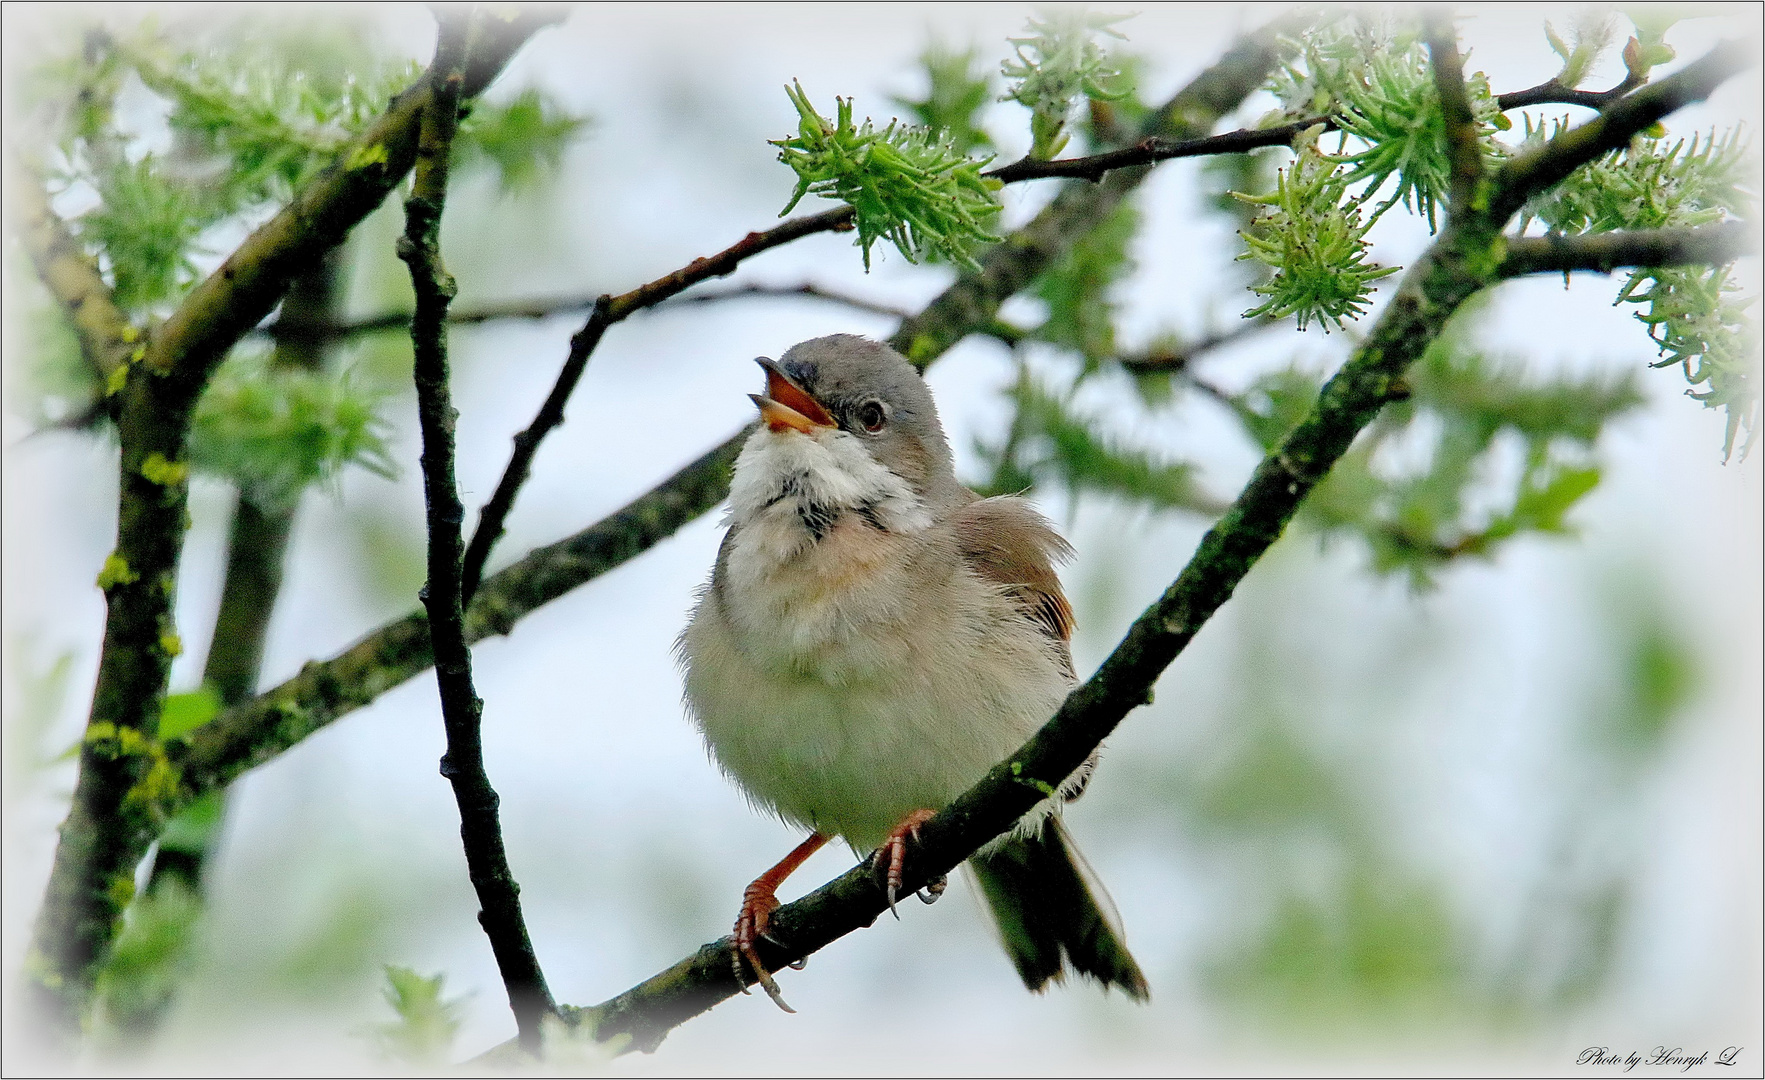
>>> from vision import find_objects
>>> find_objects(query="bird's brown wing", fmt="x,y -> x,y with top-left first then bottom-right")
952,496 -> 1076,675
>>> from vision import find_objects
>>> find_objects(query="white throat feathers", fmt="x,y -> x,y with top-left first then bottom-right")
727,425 -> 933,554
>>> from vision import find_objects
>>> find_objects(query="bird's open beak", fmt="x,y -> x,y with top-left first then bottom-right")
751,357 -> 836,434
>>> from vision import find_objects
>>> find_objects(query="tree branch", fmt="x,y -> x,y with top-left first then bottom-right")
140,7 -> 561,400
25,7 -> 556,1037
1495,71 -> 1646,111
1488,40 -> 1754,223
398,14 -> 555,1052
15,172 -> 137,386
1425,10 -> 1484,217
982,116 -> 1328,184
1498,222 -> 1755,277
124,256 -> 348,1041
974,46 -> 1721,191
266,280 -> 905,345
657,282 -> 912,320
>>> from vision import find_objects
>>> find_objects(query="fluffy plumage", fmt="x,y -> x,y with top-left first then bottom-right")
679,335 -> 1146,997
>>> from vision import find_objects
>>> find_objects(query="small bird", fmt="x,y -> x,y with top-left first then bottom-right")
678,334 -> 1147,1008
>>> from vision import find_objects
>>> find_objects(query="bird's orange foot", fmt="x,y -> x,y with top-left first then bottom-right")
873,808 -> 939,918
732,880 -> 795,1013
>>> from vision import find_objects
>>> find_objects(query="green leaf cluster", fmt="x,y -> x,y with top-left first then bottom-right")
772,82 -> 1002,270
459,88 -> 589,192
1234,340 -> 1644,588
1269,14 -> 1508,232
1000,10 -> 1131,159
1030,199 -> 1139,366
1235,134 -> 1400,332
892,42 -> 995,156
973,363 -> 1215,515
1528,128 -> 1757,458
41,16 -> 581,319
370,966 -> 462,1065
188,352 -> 396,513
92,875 -> 204,1038
1543,11 -> 1618,91
43,25 -> 420,317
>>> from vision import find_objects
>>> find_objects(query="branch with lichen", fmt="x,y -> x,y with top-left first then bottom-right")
24,10 -> 557,1040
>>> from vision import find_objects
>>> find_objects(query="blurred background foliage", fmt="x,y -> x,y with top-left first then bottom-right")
2,3 -> 1758,1073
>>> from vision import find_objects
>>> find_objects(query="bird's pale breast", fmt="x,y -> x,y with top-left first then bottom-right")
682,502 -> 1071,852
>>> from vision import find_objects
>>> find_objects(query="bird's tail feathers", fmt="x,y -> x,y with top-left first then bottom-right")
966,816 -> 1149,1000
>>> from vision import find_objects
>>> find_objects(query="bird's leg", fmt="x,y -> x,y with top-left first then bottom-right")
732,832 -> 827,1012
872,808 -> 938,918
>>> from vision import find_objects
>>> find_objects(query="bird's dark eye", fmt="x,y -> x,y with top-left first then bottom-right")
855,400 -> 887,433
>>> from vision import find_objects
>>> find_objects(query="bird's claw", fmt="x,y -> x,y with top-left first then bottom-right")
874,809 -> 939,920
917,874 -> 948,904
732,888 -> 796,1013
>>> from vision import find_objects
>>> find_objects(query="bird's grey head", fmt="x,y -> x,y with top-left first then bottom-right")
757,335 -> 963,507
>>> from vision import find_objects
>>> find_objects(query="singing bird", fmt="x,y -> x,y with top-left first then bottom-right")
678,334 -> 1147,1007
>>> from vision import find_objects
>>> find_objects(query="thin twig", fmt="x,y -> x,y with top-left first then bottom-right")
398,13 -> 555,1053
1488,40 -> 1753,223
1495,71 -> 1646,111
983,116 -> 1329,184
656,282 -> 913,319
975,58 -> 1675,189
1498,222 -> 1754,277
260,280 -> 905,344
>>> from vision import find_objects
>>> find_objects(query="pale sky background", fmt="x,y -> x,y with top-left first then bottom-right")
3,3 -> 1761,1076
